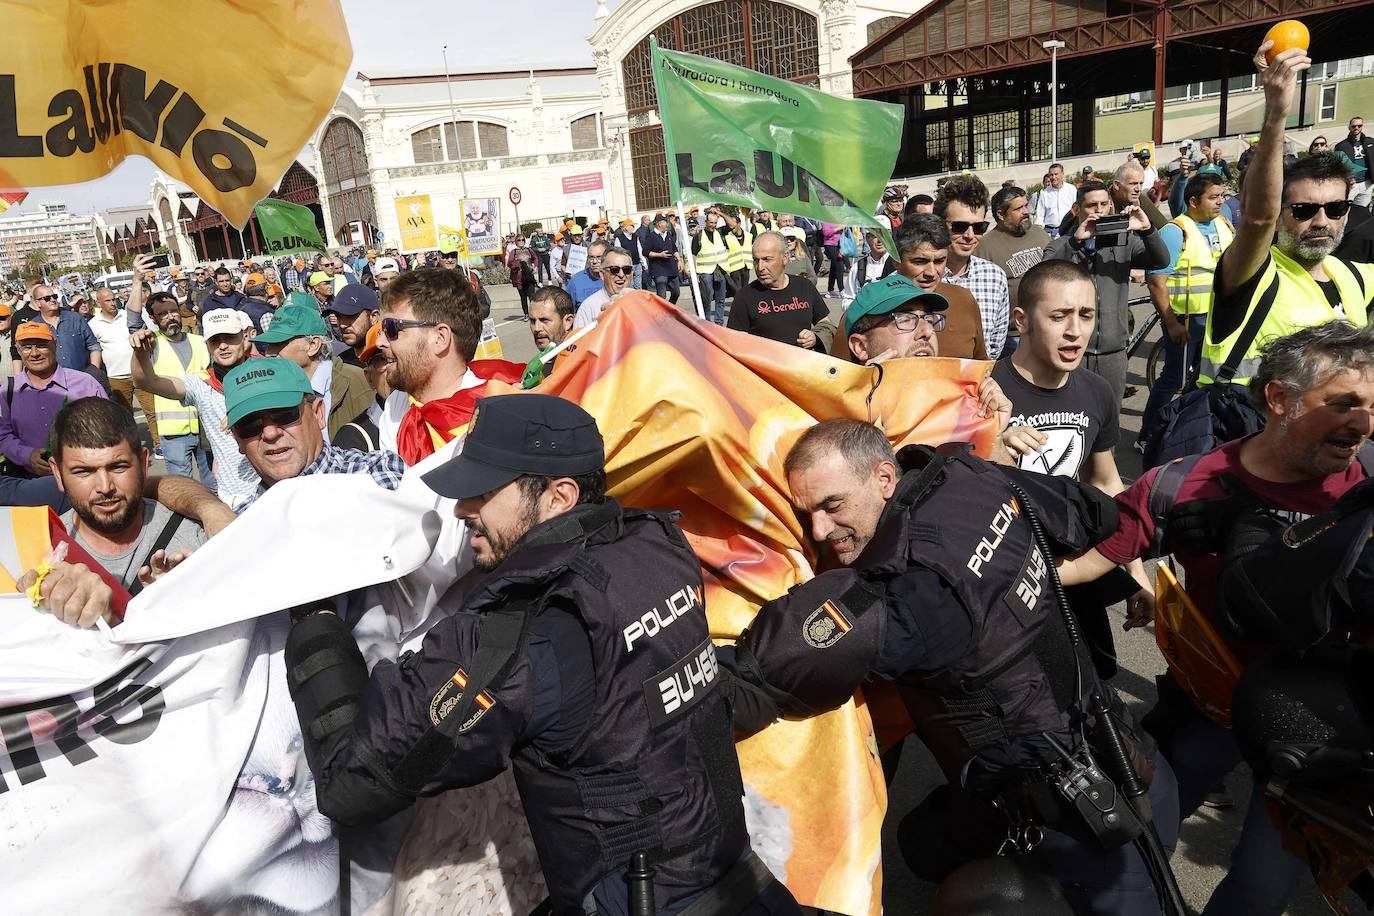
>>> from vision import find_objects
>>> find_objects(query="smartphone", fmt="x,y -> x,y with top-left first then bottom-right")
1094,213 -> 1129,247
146,252 -> 171,269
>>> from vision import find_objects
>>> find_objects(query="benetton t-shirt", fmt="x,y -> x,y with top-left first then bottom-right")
726,276 -> 830,348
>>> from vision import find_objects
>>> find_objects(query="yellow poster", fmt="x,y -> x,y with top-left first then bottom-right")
1134,141 -> 1157,164
395,195 -> 437,252
437,223 -> 463,251
1,0 -> 349,228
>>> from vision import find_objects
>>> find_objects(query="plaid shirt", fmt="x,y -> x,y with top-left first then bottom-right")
283,267 -> 304,292
944,256 -> 1010,359
236,445 -> 406,514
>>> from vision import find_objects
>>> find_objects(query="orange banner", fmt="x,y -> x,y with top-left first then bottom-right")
533,292 -> 994,913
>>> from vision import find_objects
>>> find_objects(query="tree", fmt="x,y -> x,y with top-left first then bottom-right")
22,248 -> 50,279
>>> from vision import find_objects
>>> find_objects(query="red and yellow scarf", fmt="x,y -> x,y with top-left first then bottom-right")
396,359 -> 524,465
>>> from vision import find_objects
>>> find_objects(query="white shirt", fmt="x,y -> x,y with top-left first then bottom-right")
88,309 -> 134,378
573,288 -> 613,329
310,359 -> 334,443
377,368 -> 483,454
1141,165 -> 1159,190
841,255 -> 892,308
1034,183 -> 1077,231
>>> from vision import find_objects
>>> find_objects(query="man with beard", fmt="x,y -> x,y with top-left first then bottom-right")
283,394 -> 800,916
131,309 -> 262,508
50,397 -> 208,593
126,284 -> 212,482
522,285 -> 575,389
323,283 -> 379,367
0,322 -> 107,477
572,246 -> 633,328
334,324 -> 391,452
374,268 -> 523,465
975,185 -> 1049,356
1201,45 -> 1374,389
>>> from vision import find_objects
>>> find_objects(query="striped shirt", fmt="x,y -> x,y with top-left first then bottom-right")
180,374 -> 261,505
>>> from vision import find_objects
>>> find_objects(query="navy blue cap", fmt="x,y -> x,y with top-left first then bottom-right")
421,394 -> 605,500
326,283 -> 379,316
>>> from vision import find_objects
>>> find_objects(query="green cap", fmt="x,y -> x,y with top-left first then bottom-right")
1196,164 -> 1224,177
844,274 -> 948,331
286,291 -> 317,311
254,303 -> 329,344
223,358 -> 314,428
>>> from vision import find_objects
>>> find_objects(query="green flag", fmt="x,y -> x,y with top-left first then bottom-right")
253,198 -> 326,254
651,40 -> 903,228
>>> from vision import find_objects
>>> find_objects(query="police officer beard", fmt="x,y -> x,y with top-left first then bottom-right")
469,494 -> 544,571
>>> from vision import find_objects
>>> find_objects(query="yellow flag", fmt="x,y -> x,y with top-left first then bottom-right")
1,0 -> 350,228
396,195 -> 437,252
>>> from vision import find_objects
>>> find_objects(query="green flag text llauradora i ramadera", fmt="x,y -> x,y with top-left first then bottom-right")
253,198 -> 327,254
651,40 -> 904,228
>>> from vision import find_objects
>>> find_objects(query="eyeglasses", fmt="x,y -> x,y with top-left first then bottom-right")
232,404 -> 303,439
35,294 -> 58,302
1286,200 -> 1353,221
947,221 -> 989,236
1353,123 -> 1365,131
439,252 -> 458,259
1311,141 -> 1329,147
381,316 -> 440,339
889,311 -> 946,332
603,265 -> 633,276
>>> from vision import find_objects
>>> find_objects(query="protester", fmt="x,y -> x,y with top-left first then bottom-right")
251,303 -> 372,443
190,266 -> 215,313
1166,156 -> 1195,217
886,215 -> 988,360
323,283 -> 379,367
974,185 -> 1049,356
1334,115 -> 1372,206
308,271 -> 335,311
562,239 -> 606,308
204,266 -> 248,316
688,208 -> 730,324
223,358 -> 405,513
1043,179 -> 1169,403
720,209 -> 760,295
840,227 -> 897,308
87,287 -> 135,412
902,193 -> 935,219
1112,158 -> 1167,230
505,236 -> 539,317
726,232 -> 834,352
372,256 -> 400,293
235,272 -> 276,333
783,231 -> 818,285
1032,163 -> 1075,237
1141,171 -> 1236,439
22,283 -> 103,372
126,284 -> 213,482
935,175 -> 1010,358
1201,46 -> 1374,389
0,323 -> 108,477
130,309 -> 261,508
610,218 -> 643,290
572,247 -> 634,329
642,217 -> 682,304
284,257 -> 306,293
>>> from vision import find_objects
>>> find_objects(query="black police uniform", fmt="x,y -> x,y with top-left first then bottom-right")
286,394 -> 795,916
734,444 -> 1179,915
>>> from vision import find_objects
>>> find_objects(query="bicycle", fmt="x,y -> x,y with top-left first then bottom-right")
1125,296 -> 1167,390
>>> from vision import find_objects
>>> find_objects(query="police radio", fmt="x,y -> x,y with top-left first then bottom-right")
1042,732 -> 1141,850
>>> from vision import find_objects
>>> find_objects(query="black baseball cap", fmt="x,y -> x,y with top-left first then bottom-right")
327,283 -> 379,316
421,394 -> 605,500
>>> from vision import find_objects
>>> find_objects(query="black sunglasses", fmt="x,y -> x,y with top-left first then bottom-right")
381,316 -> 440,340
1286,200 -> 1352,221
947,220 -> 989,236
603,265 -> 633,276
439,251 -> 458,259
233,404 -> 303,439
35,293 -> 59,302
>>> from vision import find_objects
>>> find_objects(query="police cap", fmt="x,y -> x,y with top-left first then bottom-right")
421,394 -> 605,500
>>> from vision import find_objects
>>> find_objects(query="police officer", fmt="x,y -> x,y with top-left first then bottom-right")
729,419 -> 1181,915
284,394 -> 798,916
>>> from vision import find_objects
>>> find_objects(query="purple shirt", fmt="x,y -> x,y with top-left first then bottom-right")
0,367 -> 108,468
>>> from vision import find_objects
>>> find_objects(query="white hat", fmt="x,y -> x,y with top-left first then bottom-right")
373,256 -> 400,275
202,308 -> 246,339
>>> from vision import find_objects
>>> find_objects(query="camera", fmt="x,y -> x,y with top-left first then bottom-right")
1093,213 -> 1130,248
145,253 -> 171,269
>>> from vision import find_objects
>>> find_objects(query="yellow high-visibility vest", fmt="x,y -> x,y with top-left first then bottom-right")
150,332 -> 210,435
723,223 -> 758,274
1166,213 -> 1235,317
694,228 -> 728,275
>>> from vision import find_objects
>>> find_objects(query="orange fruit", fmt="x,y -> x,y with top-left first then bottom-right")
1264,20 -> 1310,62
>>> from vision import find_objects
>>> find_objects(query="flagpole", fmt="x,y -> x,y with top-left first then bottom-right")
677,199 -> 706,321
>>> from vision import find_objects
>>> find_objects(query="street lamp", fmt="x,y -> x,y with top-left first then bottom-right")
441,44 -> 471,198
1042,39 -> 1066,159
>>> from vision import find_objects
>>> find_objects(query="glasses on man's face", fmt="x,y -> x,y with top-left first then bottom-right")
947,221 -> 989,236
1286,200 -> 1353,221
233,404 -> 304,439
440,252 -> 458,260
603,265 -> 633,276
889,310 -> 945,332
1312,141 -> 1329,148
1353,124 -> 1366,132
35,294 -> 58,302
381,316 -> 440,340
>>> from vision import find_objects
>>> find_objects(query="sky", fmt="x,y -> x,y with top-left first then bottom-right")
13,0 -> 602,220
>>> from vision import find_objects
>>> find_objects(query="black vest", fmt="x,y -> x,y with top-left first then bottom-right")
868,446 -> 1073,780
465,501 -> 748,914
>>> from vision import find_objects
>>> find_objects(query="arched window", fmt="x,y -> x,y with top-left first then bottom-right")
319,117 -> 376,239
411,120 -> 510,164
571,113 -> 603,150
621,0 -> 819,210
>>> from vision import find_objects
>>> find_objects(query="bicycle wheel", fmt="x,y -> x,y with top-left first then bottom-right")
1146,338 -> 1166,389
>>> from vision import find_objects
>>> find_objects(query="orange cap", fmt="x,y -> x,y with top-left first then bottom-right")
245,272 -> 267,286
266,283 -> 283,297
15,321 -> 54,343
359,322 -> 383,364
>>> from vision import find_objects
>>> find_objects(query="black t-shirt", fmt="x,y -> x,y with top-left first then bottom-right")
992,360 -> 1118,480
726,276 -> 829,349
7,304 -> 39,358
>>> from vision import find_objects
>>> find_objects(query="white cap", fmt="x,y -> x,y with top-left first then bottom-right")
202,308 -> 246,339
373,256 -> 400,275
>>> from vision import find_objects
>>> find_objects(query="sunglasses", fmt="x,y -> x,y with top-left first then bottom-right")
947,221 -> 989,236
233,404 -> 303,439
35,294 -> 59,302
381,316 -> 440,339
889,311 -> 946,332
1286,200 -> 1352,221
439,252 -> 458,259
603,265 -> 633,276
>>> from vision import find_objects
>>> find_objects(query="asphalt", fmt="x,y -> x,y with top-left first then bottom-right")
483,277 -> 1342,915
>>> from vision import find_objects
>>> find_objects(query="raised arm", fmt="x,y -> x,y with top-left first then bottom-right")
128,329 -> 186,401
